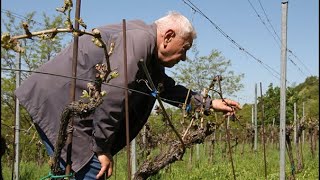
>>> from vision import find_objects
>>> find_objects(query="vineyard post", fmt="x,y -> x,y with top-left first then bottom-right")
251,105 -> 254,126
272,118 -> 275,147
294,102 -> 297,146
216,76 -> 236,180
142,126 -> 146,152
131,138 -> 137,179
254,83 -> 258,152
260,82 -> 267,180
295,104 -> 303,171
279,1 -> 288,179
13,52 -> 21,180
225,116 -> 236,180
122,19 -> 132,180
251,105 -> 254,150
65,0 -> 82,177
302,102 -> 305,144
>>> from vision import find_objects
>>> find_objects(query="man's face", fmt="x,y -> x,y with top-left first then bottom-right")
158,30 -> 193,68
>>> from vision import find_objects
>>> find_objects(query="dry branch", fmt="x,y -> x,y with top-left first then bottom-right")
133,122 -> 215,180
51,97 -> 103,175
50,63 -> 116,175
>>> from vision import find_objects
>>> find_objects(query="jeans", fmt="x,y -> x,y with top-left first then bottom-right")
36,125 -> 106,180
75,156 -> 106,180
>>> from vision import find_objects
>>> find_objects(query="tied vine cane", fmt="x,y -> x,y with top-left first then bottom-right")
209,75 -> 237,180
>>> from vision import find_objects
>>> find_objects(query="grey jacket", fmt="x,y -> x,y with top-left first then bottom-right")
15,20 -> 211,172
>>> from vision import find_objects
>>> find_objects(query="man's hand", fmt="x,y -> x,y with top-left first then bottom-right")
211,99 -> 241,115
96,152 -> 113,179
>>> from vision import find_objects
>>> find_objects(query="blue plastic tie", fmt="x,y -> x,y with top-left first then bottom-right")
151,90 -> 158,97
186,104 -> 191,112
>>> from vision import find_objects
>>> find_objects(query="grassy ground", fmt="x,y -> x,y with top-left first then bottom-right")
2,143 -> 318,179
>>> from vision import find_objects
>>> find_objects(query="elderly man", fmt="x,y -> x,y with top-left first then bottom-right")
15,11 -> 240,179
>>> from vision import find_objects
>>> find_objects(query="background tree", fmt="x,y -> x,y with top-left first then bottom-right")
238,76 -> 319,126
236,103 -> 252,124
294,76 -> 319,119
263,83 -> 280,125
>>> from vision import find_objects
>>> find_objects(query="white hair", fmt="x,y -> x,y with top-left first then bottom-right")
155,11 -> 197,39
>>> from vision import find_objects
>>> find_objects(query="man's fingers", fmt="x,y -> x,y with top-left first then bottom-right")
212,99 -> 241,113
96,166 -> 107,179
96,153 -> 114,179
224,105 -> 233,112
107,163 -> 113,178
224,99 -> 241,110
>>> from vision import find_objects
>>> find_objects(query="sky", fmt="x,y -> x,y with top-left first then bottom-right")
2,0 -> 319,105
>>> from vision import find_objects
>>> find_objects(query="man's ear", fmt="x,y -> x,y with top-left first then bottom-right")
164,29 -> 175,46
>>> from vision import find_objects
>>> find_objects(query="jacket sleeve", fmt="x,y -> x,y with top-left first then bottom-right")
160,72 -> 212,115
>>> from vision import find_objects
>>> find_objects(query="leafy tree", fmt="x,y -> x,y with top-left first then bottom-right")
257,84 -> 298,125
237,103 -> 253,124
238,76 -> 319,125
294,76 -> 319,119
241,76 -> 319,126
262,83 -> 280,124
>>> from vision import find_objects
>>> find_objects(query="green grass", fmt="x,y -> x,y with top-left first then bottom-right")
2,161 -> 50,180
2,143 -> 318,180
